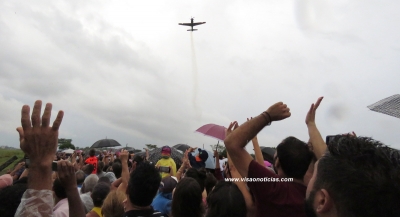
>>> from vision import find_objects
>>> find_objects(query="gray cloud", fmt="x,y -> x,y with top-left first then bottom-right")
1,0 -> 400,151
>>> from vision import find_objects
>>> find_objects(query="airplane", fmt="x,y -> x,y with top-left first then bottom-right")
179,17 -> 206,31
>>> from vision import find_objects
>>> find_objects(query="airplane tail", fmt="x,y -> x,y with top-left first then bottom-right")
188,29 -> 198,31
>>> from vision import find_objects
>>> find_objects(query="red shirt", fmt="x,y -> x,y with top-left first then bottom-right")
247,160 -> 307,217
85,156 -> 98,174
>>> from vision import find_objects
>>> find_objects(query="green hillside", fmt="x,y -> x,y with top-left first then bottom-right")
0,149 -> 24,175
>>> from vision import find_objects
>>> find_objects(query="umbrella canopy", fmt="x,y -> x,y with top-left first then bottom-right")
62,149 -> 74,154
91,139 -> 122,148
192,149 -> 216,169
260,146 -> 276,163
173,144 -> 190,153
195,124 -> 227,141
134,151 -> 146,157
368,94 -> 400,119
148,147 -> 183,166
260,146 -> 276,156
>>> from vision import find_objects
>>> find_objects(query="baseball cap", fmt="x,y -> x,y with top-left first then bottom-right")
161,146 -> 171,155
196,148 -> 209,162
159,176 -> 177,194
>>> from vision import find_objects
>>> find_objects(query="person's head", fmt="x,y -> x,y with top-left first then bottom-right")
91,182 -> 111,207
97,161 -> 105,175
205,172 -> 217,195
171,177 -> 204,217
185,168 -> 207,191
161,146 -> 171,159
53,178 -> 67,200
0,182 -> 27,217
76,170 -> 85,186
206,181 -> 247,217
219,155 -> 223,160
306,136 -> 400,217
159,176 -> 178,195
89,149 -> 96,157
133,155 -> 144,165
196,148 -> 209,163
112,162 -> 122,178
83,164 -> 94,175
102,190 -> 126,217
98,176 -> 111,184
126,162 -> 161,208
275,136 -> 314,180
82,174 -> 99,193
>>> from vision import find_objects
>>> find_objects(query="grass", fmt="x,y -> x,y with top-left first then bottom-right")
0,149 -> 24,175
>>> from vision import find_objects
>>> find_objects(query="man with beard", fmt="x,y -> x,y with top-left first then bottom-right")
224,101 -> 314,217
305,136 -> 400,217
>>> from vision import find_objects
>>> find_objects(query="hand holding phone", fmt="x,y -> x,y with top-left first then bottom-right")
159,166 -> 171,173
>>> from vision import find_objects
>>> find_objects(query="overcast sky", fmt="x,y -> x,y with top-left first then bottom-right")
1,0 -> 399,152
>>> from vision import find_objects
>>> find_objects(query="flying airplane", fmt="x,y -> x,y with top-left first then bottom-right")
179,17 -> 206,31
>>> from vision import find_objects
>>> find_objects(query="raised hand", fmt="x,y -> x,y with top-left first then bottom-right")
305,97 -> 323,125
57,160 -> 77,191
213,150 -> 219,158
119,149 -> 129,162
17,100 -> 64,166
265,102 -> 291,122
226,121 -> 239,138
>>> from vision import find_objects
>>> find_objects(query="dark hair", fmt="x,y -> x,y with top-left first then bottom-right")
171,177 -> 204,217
133,155 -> 144,165
112,162 -> 122,179
113,159 -> 122,164
91,182 -> 111,207
185,168 -> 207,190
127,162 -> 161,207
310,136 -> 400,217
98,176 -> 111,184
84,164 -> 94,175
0,183 -> 28,217
276,136 -> 313,179
97,161 -> 105,174
76,170 -> 85,185
53,179 -> 67,199
205,172 -> 217,195
206,181 -> 246,217
89,149 -> 96,157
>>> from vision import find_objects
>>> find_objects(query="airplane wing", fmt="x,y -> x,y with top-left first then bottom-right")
179,23 -> 192,26
192,22 -> 206,26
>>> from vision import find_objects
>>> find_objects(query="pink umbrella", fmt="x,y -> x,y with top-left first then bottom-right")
195,124 -> 227,141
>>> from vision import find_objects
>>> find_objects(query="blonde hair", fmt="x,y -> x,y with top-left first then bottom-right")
102,191 -> 126,217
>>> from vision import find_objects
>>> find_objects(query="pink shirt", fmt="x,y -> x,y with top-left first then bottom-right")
54,198 -> 69,217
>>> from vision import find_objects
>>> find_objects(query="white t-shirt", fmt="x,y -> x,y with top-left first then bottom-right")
219,158 -> 227,169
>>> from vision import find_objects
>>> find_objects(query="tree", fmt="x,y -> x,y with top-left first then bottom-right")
58,138 -> 75,150
210,144 -> 227,157
145,144 -> 158,150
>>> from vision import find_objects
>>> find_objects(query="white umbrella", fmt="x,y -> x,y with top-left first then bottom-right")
62,149 -> 74,154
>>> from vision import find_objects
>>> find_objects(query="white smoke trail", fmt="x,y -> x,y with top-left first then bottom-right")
190,32 -> 199,114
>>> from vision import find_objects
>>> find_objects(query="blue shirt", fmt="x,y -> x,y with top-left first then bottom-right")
151,192 -> 172,216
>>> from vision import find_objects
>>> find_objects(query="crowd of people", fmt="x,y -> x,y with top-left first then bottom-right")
0,97 -> 399,217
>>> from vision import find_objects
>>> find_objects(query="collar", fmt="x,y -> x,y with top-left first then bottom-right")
92,207 -> 102,217
195,155 -> 202,162
54,198 -> 68,211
